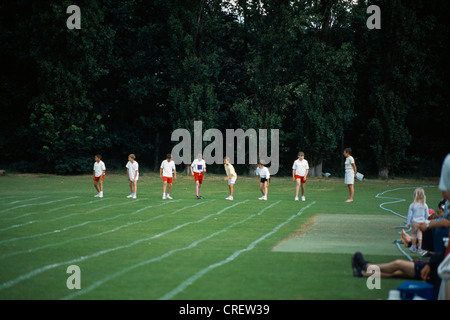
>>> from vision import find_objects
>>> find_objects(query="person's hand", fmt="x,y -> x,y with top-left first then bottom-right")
421,264 -> 431,281
224,177 -> 228,181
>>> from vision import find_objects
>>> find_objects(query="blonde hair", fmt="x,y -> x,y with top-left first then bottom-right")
413,188 -> 426,205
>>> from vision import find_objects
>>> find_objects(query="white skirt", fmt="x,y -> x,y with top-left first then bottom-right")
344,170 -> 354,185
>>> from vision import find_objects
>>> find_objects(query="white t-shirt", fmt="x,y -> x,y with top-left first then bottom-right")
161,160 -> 176,177
191,159 -> 206,173
439,153 -> 450,192
345,156 -> 355,172
292,159 -> 309,176
126,161 -> 139,181
93,161 -> 106,177
256,166 -> 270,179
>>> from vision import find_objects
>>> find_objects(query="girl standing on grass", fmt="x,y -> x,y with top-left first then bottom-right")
343,148 -> 357,202
406,188 -> 429,254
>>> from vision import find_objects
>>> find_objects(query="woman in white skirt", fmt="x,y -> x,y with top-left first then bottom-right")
343,148 -> 357,202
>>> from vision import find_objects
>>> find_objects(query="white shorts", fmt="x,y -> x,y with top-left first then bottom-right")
344,170 -> 354,185
228,178 -> 236,185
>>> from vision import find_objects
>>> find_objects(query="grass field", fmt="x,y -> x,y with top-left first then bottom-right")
0,172 -> 442,300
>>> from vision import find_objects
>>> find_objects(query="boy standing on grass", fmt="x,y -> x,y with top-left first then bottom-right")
126,154 -> 139,199
223,157 -> 237,200
93,154 -> 106,198
160,153 -> 176,199
191,154 -> 206,199
256,161 -> 270,201
292,152 -> 309,201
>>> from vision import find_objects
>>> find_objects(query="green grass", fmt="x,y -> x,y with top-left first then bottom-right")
0,172 -> 442,300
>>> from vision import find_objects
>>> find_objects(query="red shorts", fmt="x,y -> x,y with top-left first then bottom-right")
94,174 -> 105,182
295,175 -> 306,183
163,176 -> 173,184
194,172 -> 204,184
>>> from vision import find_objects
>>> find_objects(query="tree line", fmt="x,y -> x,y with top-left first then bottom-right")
1,0 -> 449,177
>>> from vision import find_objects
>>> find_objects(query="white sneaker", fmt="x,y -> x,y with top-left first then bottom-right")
132,195 -> 137,199
95,193 -> 100,198
226,196 -> 233,200
127,194 -> 133,198
162,194 -> 166,200
166,195 -> 173,200
295,197 -> 299,201
99,193 -> 103,198
301,196 -> 306,201
258,196 -> 265,200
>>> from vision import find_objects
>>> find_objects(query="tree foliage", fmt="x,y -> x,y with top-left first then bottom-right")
0,0 -> 449,176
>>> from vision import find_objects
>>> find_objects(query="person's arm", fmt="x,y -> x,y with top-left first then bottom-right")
127,168 -> 130,181
159,167 -> 163,179
134,169 -> 138,182
190,164 -> 194,176
352,163 -> 357,176
420,218 -> 450,231
93,170 -> 96,179
173,167 -> 177,180
292,169 -> 296,181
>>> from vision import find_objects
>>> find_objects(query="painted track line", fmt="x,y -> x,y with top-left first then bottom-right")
0,197 -> 80,214
0,200 -> 247,292
61,200 -> 281,299
0,199 -> 177,245
0,200 -> 209,260
159,201 -> 316,300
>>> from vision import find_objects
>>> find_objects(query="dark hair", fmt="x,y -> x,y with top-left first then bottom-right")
95,154 -> 102,159
298,152 -> 304,157
166,153 -> 172,159
344,148 -> 352,154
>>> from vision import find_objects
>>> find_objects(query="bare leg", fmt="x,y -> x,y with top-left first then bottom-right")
295,179 -> 300,198
347,184 -> 354,201
363,260 -> 415,279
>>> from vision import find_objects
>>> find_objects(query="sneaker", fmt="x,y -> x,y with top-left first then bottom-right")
127,194 -> 133,198
225,196 -> 233,201
99,193 -> 103,199
351,252 -> 368,277
295,197 -> 299,201
198,195 -> 204,199
132,195 -> 137,199
166,195 -> 173,200
301,196 -> 306,201
258,196 -> 265,200
95,193 -> 100,198
418,248 -> 426,256
162,194 -> 166,200
409,246 -> 417,253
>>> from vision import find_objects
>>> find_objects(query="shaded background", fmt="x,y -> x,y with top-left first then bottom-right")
1,0 -> 449,177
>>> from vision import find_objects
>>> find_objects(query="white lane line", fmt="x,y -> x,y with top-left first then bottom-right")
0,197 -> 80,214
61,200 -> 275,300
0,199 -> 178,244
0,200 -> 247,291
0,200 -> 209,260
159,201 -> 316,300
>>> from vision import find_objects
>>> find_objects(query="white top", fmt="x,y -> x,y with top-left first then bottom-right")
406,202 -> 429,225
126,161 -> 139,180
345,156 -> 355,172
161,160 -> 176,177
224,163 -> 237,179
191,159 -> 206,173
93,161 -> 106,177
292,159 -> 309,176
439,153 -> 450,192
256,166 -> 270,179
